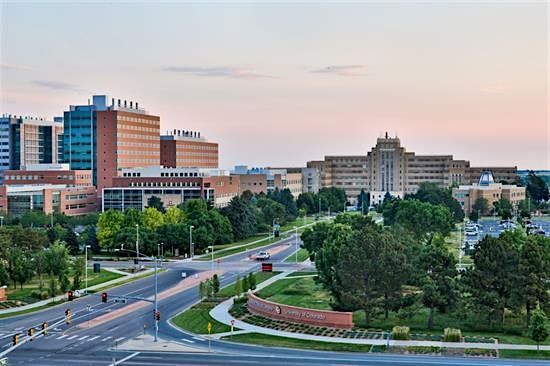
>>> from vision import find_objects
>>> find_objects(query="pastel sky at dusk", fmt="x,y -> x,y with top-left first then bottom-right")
1,1 -> 548,169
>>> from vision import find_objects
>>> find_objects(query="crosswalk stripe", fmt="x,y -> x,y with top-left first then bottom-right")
114,337 -> 125,343
67,335 -> 78,340
89,336 -> 100,341
101,336 -> 112,342
78,336 -> 89,341
57,334 -> 68,340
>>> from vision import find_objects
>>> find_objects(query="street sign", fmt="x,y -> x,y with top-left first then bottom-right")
230,320 -> 235,326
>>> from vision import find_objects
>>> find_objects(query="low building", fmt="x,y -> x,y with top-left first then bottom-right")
0,184 -> 96,216
102,167 -> 238,211
3,164 -> 92,186
452,171 -> 526,215
160,130 -> 218,168
232,166 -> 304,198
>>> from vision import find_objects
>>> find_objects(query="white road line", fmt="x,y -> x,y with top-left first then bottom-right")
110,351 -> 139,366
181,338 -> 195,343
57,334 -> 68,340
67,335 -> 78,340
114,337 -> 125,343
101,336 -> 112,342
88,336 -> 100,341
192,336 -> 204,341
14,327 -> 23,331
78,335 -> 89,341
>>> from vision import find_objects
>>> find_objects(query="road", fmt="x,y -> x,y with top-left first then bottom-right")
1,235 -> 545,365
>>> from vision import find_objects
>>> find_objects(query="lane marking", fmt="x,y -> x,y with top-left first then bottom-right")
114,337 -> 125,343
57,334 -> 68,340
192,336 -> 204,341
78,335 -> 89,341
101,336 -> 112,342
181,338 -> 195,343
110,351 -> 139,366
88,335 -> 100,341
67,335 -> 78,340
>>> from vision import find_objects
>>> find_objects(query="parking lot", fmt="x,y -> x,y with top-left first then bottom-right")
463,217 -> 550,250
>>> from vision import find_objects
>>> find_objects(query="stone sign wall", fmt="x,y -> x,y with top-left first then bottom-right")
247,292 -> 354,329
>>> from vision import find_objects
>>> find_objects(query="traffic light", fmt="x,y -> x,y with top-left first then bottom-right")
67,291 -> 74,301
27,328 -> 34,341
155,311 -> 160,321
101,292 -> 107,303
65,308 -> 71,325
12,334 -> 19,346
42,322 -> 48,336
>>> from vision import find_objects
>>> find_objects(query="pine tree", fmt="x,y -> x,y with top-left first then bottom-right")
234,275 -> 242,297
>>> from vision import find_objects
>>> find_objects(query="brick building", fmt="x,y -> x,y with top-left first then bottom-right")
160,130 -> 218,168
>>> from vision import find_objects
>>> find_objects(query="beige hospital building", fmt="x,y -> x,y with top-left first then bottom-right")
307,133 -> 518,205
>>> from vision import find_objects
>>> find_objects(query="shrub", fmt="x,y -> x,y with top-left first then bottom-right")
30,290 -> 42,299
443,328 -> 462,342
392,326 -> 410,340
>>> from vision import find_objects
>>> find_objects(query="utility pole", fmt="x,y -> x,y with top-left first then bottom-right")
84,245 -> 90,294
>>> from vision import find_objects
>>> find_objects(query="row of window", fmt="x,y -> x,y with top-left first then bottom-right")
129,181 -> 201,187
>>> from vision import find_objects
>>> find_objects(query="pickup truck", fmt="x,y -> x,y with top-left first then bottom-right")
255,251 -> 271,261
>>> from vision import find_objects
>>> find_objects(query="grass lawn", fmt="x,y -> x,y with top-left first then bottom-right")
87,269 -> 160,293
172,301 -> 231,335
0,300 -> 65,319
499,350 -> 550,360
286,271 -> 317,277
6,268 -> 124,303
196,236 -> 281,261
256,277 -> 332,310
213,235 -> 267,251
222,332 -> 371,352
217,271 -> 281,297
284,248 -> 310,263
279,216 -> 315,232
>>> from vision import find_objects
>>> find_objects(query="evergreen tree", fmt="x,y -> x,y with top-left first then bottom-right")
212,274 -> 220,295
234,275 -> 243,297
248,272 -> 256,290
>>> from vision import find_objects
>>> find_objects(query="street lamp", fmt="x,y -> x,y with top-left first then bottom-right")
84,245 -> 91,294
135,224 -> 140,265
208,245 -> 214,275
0,216 -> 3,227
294,227 -> 298,263
189,225 -> 194,259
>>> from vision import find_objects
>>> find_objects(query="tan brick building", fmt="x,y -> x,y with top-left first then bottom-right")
160,130 -> 218,169
307,133 -> 518,205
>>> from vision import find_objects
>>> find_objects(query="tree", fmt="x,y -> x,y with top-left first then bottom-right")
164,206 -> 184,224
248,272 -> 257,290
268,188 -> 298,219
472,197 -> 489,216
469,210 -> 479,223
147,195 -> 166,213
529,308 -> 549,351
0,262 -> 9,287
417,234 -> 458,329
515,236 -> 550,322
318,187 -> 347,213
256,197 -> 286,232
357,189 -> 369,213
391,200 -> 453,237
207,209 -> 234,245
142,207 -> 165,231
44,241 -> 70,280
97,210 -> 124,250
34,250 -> 47,290
6,248 -> 33,289
242,275 -> 250,293
315,223 -> 352,288
300,221 -> 331,258
223,197 -> 257,240
234,275 -> 243,297
493,198 -> 513,220
199,281 -> 206,299
59,272 -> 70,292
334,225 -> 408,322
212,274 -> 220,295
408,182 -> 464,222
465,236 -> 519,325
64,229 -> 80,255
72,256 -> 85,290
297,192 -> 317,215
526,171 -> 549,203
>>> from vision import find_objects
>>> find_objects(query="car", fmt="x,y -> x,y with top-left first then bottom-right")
256,251 -> 271,260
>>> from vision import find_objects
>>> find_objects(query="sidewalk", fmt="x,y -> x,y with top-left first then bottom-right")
0,267 -> 155,315
116,334 -> 205,353
209,276 -> 550,351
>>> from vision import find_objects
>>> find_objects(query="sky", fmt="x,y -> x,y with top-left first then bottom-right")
0,1 -> 548,170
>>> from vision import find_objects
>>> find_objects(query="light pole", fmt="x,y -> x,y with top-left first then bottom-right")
208,245 -> 214,275
84,245 -> 91,294
294,227 -> 298,263
0,216 -> 3,227
189,225 -> 194,259
135,224 -> 139,265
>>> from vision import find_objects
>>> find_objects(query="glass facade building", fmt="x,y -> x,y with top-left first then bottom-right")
63,105 -> 97,185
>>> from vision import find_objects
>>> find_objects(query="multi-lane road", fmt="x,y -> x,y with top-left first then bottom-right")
1,235 -> 547,366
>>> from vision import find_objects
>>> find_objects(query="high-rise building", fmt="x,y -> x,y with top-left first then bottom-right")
307,133 -> 518,205
63,95 -> 160,202
160,130 -> 218,168
0,114 -> 63,183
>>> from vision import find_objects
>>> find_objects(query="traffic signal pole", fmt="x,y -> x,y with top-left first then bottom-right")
154,255 -> 158,342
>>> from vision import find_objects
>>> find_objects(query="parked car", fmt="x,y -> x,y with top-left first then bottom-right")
256,251 -> 271,261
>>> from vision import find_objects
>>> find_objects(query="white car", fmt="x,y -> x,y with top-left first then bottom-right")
256,251 -> 271,261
